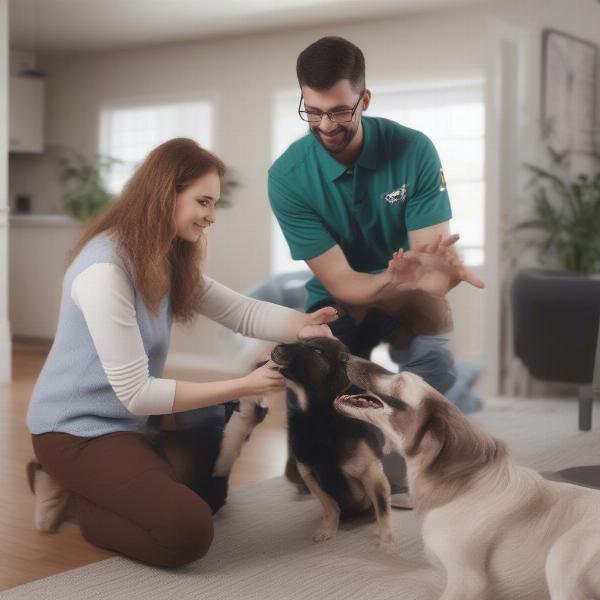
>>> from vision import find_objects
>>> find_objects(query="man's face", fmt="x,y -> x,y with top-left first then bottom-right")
301,80 -> 369,156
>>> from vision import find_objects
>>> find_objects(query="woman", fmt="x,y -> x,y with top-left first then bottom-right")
25,138 -> 337,568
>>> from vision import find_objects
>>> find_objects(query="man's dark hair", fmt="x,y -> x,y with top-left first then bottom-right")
296,36 -> 365,92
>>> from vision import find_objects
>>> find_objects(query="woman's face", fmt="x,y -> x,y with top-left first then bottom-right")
174,170 -> 221,242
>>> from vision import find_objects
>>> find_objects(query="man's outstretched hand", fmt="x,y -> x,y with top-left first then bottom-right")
387,234 -> 485,297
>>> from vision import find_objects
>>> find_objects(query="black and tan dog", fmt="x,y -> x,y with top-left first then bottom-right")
271,337 -> 393,547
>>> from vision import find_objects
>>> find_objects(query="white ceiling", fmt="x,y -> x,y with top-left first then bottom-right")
9,0 -> 492,55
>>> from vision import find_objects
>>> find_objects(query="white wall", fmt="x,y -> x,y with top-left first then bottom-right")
1,0 -> 12,383
10,0 -> 599,383
12,5 -> 488,359
494,0 -> 600,179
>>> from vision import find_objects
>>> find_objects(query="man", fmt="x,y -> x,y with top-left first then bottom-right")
268,36 -> 484,501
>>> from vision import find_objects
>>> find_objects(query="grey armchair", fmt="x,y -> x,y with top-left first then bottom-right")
512,269 -> 600,488
245,270 -> 311,309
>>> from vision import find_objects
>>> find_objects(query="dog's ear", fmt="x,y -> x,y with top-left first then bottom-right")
404,397 -> 440,458
407,395 -> 507,481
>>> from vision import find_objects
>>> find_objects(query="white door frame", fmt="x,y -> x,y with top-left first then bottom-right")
483,18 -> 527,396
0,0 -> 12,383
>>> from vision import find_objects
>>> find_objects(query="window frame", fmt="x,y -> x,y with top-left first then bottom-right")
98,92 -> 218,195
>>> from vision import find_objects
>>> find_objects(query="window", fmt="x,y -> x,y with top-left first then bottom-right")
270,80 -> 485,273
270,91 -> 311,275
369,80 -> 485,266
99,98 -> 213,194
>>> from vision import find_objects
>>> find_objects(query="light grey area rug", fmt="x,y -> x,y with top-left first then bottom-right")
3,397 -> 599,600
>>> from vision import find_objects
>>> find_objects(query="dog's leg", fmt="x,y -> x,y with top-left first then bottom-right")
212,397 -> 269,477
438,567 -> 488,600
427,538 -> 489,600
546,527 -> 600,600
356,462 -> 394,551
342,442 -> 394,550
296,462 -> 341,542
583,551 -> 600,600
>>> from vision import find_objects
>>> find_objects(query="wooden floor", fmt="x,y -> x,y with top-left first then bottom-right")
0,342 -> 287,592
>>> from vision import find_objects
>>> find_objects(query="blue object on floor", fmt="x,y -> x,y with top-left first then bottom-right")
445,361 -> 483,414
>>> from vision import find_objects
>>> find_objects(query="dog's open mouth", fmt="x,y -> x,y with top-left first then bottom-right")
335,393 -> 384,410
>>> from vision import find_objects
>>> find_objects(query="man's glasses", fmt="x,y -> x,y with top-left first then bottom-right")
298,91 -> 364,124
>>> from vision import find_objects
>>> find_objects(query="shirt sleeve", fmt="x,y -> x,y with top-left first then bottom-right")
268,171 -> 337,260
405,133 -> 452,232
198,276 -> 298,343
71,262 -> 177,417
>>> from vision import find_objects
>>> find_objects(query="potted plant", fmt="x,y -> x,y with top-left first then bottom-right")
58,151 -> 240,221
514,144 -> 600,274
218,171 -> 239,209
57,151 -> 120,221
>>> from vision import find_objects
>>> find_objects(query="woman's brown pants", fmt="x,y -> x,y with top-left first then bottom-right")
32,420 -> 227,569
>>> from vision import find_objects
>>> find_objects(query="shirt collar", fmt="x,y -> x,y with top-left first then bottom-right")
315,117 -> 378,182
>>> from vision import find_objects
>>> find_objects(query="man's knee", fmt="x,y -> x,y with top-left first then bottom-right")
392,336 -> 456,394
420,341 -> 456,394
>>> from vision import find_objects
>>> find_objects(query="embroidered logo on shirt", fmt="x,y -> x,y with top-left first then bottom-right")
439,168 -> 447,192
383,185 -> 408,204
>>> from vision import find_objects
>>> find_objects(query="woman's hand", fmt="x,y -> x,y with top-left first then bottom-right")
297,306 -> 338,339
241,361 -> 286,396
387,234 -> 484,297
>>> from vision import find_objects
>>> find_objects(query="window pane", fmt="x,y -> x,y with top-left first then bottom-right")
100,100 -> 213,194
447,103 -> 485,138
271,92 -> 308,160
270,92 -> 310,275
369,82 -> 485,265
436,138 -> 485,182
448,181 -> 485,249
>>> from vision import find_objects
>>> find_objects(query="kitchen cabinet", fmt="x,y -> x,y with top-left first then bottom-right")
9,76 -> 44,153
9,214 -> 80,338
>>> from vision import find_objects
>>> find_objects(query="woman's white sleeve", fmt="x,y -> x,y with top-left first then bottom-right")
198,276 -> 297,342
71,262 -> 177,416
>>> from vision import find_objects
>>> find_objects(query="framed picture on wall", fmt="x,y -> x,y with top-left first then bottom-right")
541,28 -> 598,159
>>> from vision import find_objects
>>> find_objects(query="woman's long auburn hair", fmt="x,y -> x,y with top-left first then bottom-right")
68,138 -> 225,323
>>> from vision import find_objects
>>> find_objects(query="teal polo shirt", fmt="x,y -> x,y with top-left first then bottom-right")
268,116 -> 452,311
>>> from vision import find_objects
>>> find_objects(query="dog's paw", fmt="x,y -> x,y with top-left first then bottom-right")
239,397 -> 269,424
377,536 -> 397,555
312,525 -> 338,542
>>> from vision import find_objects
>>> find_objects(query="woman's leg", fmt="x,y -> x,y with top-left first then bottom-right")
32,431 -> 214,568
